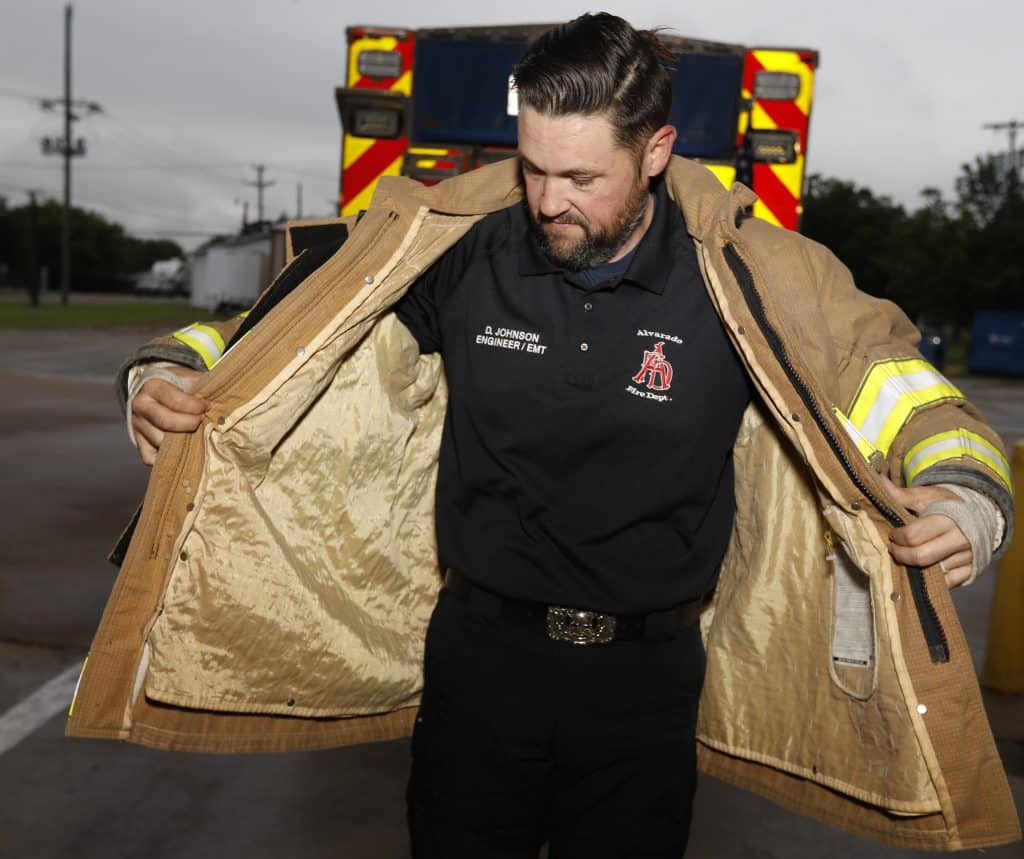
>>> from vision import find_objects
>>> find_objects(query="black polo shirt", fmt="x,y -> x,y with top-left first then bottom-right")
395,179 -> 751,613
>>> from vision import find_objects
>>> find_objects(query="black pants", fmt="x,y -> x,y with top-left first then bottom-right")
407,587 -> 706,858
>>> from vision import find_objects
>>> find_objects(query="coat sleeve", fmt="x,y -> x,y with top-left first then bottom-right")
116,216 -> 359,412
115,314 -> 247,414
806,241 -> 1015,555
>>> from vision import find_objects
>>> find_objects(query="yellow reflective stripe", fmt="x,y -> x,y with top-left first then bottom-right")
833,407 -> 877,460
172,323 -> 226,370
904,429 -> 1012,491
848,359 -> 963,455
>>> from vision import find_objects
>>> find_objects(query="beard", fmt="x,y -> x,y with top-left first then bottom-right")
529,178 -> 650,272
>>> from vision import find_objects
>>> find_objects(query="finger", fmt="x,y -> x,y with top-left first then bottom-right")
134,396 -> 206,433
944,565 -> 972,588
141,379 -> 208,415
132,414 -> 164,453
879,474 -> 912,505
137,434 -> 158,467
880,474 -> 929,513
889,514 -> 967,549
880,475 -> 957,513
940,549 -> 973,571
889,528 -> 971,569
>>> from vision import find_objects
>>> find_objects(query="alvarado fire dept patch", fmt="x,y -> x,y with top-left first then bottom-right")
626,342 -> 673,403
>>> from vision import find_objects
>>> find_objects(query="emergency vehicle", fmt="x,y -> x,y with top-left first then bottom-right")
336,25 -> 818,231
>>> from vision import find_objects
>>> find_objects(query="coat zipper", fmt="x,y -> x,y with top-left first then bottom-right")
723,242 -> 949,664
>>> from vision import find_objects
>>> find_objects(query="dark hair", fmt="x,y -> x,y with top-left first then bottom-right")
511,13 -> 674,156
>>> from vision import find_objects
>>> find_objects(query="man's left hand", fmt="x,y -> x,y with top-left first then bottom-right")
882,477 -> 973,588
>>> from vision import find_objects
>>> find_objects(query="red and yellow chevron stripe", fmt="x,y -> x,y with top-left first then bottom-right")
742,49 -> 817,231
340,30 -> 415,216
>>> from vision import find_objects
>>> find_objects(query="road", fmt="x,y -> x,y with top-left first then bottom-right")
0,329 -> 1021,858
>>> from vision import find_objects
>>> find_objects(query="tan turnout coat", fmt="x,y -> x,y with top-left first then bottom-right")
67,156 -> 1020,851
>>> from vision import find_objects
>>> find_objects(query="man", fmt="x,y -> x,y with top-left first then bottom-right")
94,13 -> 1014,858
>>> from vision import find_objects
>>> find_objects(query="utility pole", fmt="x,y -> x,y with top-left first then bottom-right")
983,119 -> 1022,177
296,181 -> 303,219
39,3 -> 101,305
27,191 -> 40,307
245,164 -> 276,225
61,3 -> 71,305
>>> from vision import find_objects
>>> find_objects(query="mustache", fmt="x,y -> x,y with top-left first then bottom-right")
538,212 -> 585,227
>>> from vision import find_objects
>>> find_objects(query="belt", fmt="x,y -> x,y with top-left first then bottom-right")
443,570 -> 704,645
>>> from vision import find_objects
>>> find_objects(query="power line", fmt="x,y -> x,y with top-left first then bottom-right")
130,228 -> 229,239
0,86 -> 53,104
78,195 -> 236,230
0,161 -> 62,170
0,180 -> 54,194
71,161 -> 246,171
94,112 -> 247,188
265,163 -> 337,183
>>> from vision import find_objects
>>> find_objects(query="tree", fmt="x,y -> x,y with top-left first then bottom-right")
801,175 -> 906,300
802,159 -> 1024,330
0,199 -> 183,297
954,156 -> 1024,314
880,187 -> 967,327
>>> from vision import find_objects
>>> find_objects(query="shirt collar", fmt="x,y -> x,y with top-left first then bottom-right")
620,178 -> 678,296
516,177 -> 680,295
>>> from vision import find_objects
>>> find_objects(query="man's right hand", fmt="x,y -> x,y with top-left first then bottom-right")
131,368 -> 207,465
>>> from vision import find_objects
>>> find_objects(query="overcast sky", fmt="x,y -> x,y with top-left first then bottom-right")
1,0 -> 1021,250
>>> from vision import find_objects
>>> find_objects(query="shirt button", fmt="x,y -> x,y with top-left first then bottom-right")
580,342 -> 589,352
584,301 -> 593,312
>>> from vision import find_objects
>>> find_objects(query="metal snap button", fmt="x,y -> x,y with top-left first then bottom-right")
580,342 -> 589,352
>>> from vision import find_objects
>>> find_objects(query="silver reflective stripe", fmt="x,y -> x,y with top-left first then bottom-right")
903,436 -> 969,482
858,368 -> 948,447
181,326 -> 223,363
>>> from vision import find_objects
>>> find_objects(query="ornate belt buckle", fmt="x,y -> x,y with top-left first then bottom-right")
546,606 -> 616,645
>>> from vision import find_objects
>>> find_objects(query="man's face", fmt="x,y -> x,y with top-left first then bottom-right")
517,106 -> 650,271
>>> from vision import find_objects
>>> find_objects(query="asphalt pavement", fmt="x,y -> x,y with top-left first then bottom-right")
0,327 -> 1021,858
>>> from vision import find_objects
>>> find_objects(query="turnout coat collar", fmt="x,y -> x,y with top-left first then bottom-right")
68,156 -> 1020,851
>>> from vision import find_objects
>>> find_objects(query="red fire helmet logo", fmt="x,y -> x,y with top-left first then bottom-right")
632,341 -> 673,391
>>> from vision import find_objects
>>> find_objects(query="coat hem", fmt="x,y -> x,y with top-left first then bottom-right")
699,744 -> 1022,851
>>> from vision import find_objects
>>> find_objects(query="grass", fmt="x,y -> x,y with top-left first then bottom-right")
0,302 -> 226,330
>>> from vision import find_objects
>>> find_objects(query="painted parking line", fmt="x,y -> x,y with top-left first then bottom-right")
0,661 -> 83,756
